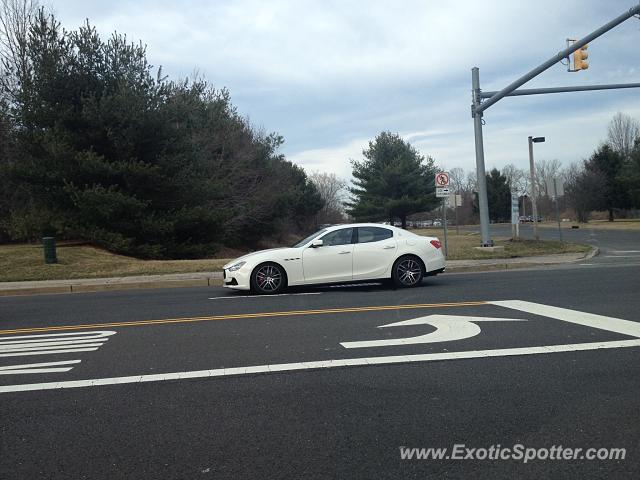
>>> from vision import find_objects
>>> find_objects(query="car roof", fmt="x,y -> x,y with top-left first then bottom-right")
324,223 -> 405,233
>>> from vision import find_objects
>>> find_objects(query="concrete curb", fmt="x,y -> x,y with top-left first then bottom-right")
584,246 -> 600,260
0,274 -> 223,297
445,246 -> 599,273
0,248 -> 599,297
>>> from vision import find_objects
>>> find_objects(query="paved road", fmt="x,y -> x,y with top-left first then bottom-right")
1,245 -> 640,478
469,223 -> 640,266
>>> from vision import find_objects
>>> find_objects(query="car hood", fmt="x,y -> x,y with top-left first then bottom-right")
223,247 -> 301,269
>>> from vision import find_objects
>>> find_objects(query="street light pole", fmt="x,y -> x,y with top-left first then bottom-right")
528,136 -> 545,240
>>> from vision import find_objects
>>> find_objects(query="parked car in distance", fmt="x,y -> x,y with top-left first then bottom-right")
519,215 -> 543,223
222,223 -> 446,294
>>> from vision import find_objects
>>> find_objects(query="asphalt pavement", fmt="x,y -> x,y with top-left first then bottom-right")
1,231 -> 640,479
476,222 -> 640,265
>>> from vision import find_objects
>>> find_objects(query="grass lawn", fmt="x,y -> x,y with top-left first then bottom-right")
0,244 -> 229,282
0,233 -> 592,282
412,229 -> 591,260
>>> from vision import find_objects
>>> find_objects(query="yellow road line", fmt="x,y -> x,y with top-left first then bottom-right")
0,301 -> 488,335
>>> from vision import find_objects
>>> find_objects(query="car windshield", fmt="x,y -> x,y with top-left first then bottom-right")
290,229 -> 327,248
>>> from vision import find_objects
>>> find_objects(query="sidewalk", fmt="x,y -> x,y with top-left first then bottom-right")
0,248 -> 598,297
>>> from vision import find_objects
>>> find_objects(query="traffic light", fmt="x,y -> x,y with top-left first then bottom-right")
573,44 -> 589,71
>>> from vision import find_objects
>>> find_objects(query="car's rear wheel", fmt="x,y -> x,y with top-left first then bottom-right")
251,262 -> 286,294
392,255 -> 424,288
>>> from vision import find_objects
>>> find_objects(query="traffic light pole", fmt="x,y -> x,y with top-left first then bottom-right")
480,82 -> 640,99
471,2 -> 640,247
471,67 -> 492,247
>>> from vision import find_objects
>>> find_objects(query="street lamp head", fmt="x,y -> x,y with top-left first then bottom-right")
532,136 -> 545,143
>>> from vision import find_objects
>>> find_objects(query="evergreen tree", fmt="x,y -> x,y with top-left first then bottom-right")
584,144 -> 628,221
347,131 -> 437,228
0,10 -> 322,257
473,168 -> 511,223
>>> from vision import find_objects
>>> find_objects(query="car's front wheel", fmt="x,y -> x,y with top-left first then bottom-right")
251,262 -> 286,294
392,256 -> 424,288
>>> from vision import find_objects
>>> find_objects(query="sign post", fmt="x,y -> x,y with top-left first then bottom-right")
548,177 -> 565,242
511,193 -> 520,239
435,172 -> 450,257
455,194 -> 462,235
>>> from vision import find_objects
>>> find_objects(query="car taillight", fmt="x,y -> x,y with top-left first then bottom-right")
430,239 -> 442,249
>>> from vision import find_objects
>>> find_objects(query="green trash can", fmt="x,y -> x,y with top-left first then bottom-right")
43,237 -> 58,264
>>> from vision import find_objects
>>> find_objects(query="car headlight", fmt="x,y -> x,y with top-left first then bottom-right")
227,261 -> 246,272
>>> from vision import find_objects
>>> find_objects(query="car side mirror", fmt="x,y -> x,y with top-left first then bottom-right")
311,239 -> 323,248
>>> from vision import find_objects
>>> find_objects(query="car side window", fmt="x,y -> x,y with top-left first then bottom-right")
357,227 -> 393,244
320,228 -> 354,246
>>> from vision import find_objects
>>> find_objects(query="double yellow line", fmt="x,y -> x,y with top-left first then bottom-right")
0,300 -> 487,335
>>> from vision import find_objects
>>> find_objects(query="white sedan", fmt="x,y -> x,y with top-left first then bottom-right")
222,223 -> 445,294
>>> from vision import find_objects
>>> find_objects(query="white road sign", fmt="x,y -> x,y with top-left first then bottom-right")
436,187 -> 451,198
546,177 -> 565,198
511,193 -> 519,224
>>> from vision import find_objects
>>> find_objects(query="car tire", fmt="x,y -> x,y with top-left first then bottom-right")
391,255 -> 424,288
251,262 -> 287,295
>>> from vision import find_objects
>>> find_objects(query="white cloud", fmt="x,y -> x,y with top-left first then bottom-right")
48,0 -> 640,178
288,137 -> 369,179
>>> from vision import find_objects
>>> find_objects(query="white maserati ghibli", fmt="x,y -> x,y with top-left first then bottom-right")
222,223 -> 445,294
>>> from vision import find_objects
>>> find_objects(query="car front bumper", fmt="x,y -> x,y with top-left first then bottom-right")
222,267 -> 251,290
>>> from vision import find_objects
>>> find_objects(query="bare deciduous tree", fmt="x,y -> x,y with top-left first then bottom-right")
502,164 -> 528,195
0,0 -> 38,103
607,112 -> 640,159
535,159 -> 562,197
448,167 -> 465,194
464,169 -> 477,193
309,171 -> 347,225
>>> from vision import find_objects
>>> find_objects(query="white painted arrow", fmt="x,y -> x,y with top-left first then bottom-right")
340,315 -> 526,349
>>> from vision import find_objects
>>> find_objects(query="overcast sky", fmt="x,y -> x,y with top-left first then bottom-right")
46,0 -> 640,178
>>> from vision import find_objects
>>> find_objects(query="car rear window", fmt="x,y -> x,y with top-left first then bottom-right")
357,227 -> 393,243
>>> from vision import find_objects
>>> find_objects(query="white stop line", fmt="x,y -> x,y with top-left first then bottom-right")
1,300 -> 640,393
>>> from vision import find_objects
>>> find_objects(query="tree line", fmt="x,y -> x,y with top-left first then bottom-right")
0,3 -> 323,258
432,112 -> 640,225
1,2 -> 638,261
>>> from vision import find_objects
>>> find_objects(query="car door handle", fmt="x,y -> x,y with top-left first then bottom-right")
383,245 -> 395,249
338,251 -> 351,254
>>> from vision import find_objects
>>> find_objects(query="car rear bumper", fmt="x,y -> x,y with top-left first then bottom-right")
426,254 -> 446,274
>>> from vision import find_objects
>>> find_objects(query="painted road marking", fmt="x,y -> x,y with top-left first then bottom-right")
490,300 -> 640,337
327,282 -> 382,288
0,331 -> 116,375
0,360 -> 81,375
341,315 -> 526,348
2,339 -> 640,393
209,292 -> 322,300
0,331 -> 116,357
0,301 -> 487,335
1,300 -> 640,393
